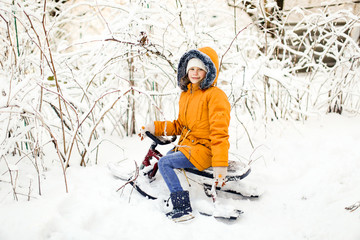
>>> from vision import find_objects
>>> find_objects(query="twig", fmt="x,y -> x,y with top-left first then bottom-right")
2,156 -> 18,201
32,109 -> 69,193
219,22 -> 253,72
248,144 -> 271,166
104,37 -> 176,72
80,88 -> 134,165
27,178 -> 32,201
235,113 -> 254,149
42,0 -> 67,155
116,161 -> 139,192
95,0 -> 113,35
345,201 -> 360,212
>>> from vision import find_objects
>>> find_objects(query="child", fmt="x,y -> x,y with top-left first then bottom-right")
140,47 -> 231,222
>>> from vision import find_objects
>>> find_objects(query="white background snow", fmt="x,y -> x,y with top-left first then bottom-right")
1,114 -> 359,240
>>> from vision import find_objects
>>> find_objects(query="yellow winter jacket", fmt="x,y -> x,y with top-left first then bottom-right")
154,47 -> 230,171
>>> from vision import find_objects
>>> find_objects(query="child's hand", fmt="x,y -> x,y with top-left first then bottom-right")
138,123 -> 155,140
213,166 -> 227,188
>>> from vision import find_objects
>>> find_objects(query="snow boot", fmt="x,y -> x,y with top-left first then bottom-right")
166,190 -> 194,222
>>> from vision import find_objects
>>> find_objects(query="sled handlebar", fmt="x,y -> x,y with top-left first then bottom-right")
145,131 -> 177,145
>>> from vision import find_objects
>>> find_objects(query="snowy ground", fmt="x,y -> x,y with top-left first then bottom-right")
0,114 -> 360,240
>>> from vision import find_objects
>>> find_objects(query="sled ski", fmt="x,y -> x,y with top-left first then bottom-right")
110,168 -> 259,200
109,159 -> 259,200
199,209 -> 243,220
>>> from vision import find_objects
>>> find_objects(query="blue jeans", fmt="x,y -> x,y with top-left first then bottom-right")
158,150 -> 195,193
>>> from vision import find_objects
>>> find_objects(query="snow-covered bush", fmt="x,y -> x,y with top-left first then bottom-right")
227,3 -> 360,123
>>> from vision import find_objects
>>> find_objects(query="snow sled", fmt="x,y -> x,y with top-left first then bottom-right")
109,131 -> 261,220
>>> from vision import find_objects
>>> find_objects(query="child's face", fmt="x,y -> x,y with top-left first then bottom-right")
188,67 -> 207,85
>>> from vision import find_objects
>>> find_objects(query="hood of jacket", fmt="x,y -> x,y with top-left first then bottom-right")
177,47 -> 219,91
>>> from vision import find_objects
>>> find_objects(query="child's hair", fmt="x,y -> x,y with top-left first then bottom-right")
179,75 -> 190,91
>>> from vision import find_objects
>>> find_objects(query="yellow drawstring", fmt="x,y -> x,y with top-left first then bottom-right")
175,126 -> 191,152
182,169 -> 191,187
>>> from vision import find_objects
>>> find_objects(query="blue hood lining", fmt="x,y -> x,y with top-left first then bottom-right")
177,49 -> 217,91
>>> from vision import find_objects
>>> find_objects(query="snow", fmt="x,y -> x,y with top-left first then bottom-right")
0,114 -> 359,240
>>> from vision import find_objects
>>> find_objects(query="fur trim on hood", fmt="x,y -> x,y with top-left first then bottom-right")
177,47 -> 219,91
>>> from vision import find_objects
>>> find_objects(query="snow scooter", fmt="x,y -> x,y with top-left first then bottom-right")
109,131 -> 261,220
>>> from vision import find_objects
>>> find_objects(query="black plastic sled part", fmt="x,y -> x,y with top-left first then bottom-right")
203,183 -> 259,198
128,180 -> 157,200
184,167 -> 251,182
145,131 -> 177,145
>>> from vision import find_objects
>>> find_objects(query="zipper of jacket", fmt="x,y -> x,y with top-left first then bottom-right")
185,83 -> 194,127
179,84 -> 193,148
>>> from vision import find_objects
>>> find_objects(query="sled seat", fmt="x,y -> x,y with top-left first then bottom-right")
184,160 -> 251,182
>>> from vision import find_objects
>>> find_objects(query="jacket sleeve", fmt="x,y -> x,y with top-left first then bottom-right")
208,88 -> 231,167
154,119 -> 183,136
